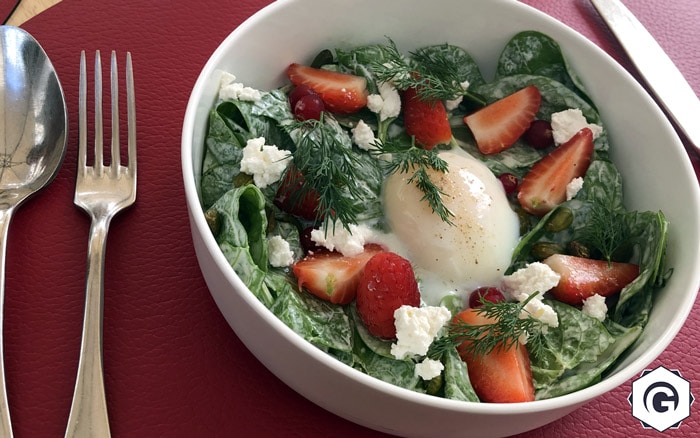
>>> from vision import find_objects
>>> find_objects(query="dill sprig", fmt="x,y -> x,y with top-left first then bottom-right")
429,294 -> 549,360
370,39 -> 467,101
285,115 -> 364,227
576,200 -> 631,263
377,138 -> 455,225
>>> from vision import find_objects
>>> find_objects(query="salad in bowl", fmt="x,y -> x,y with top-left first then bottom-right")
182,0 -> 700,436
200,30 -> 668,403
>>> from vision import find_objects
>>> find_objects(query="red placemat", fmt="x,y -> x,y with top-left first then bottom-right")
4,0 -> 697,437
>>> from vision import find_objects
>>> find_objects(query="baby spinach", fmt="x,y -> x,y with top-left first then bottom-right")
496,30 -> 594,107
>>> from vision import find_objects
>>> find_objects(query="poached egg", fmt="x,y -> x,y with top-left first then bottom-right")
383,150 -> 520,305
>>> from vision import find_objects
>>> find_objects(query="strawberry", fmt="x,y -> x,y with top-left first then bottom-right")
286,63 -> 368,114
542,254 -> 640,306
274,167 -> 322,221
402,87 -> 453,150
517,128 -> 594,216
463,85 -> 541,155
454,309 -> 535,403
292,244 -> 384,305
356,251 -> 420,339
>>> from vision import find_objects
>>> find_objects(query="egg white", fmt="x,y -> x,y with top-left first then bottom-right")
382,150 -> 520,305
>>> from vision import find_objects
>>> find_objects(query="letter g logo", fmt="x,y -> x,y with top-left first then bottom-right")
643,382 -> 679,413
629,367 -> 693,432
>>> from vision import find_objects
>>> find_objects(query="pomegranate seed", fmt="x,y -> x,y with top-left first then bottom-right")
288,84 -> 315,109
498,173 -> 519,194
300,226 -> 323,254
294,93 -> 325,120
468,287 -> 506,308
523,119 -> 554,149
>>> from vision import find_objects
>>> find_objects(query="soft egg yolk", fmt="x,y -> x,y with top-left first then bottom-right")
383,150 -> 520,304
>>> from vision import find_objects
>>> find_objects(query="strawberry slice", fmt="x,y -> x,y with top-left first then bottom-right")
464,85 -> 541,154
517,128 -> 594,216
454,309 -> 535,403
274,166 -> 322,221
356,251 -> 420,339
402,87 -> 453,150
286,63 -> 368,114
542,254 -> 640,306
292,244 -> 384,305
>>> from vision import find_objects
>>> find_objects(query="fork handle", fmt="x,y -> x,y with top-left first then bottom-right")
65,214 -> 113,438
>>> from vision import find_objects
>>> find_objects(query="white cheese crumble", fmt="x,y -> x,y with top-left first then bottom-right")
501,262 -> 561,300
351,120 -> 379,151
582,294 -> 608,322
239,137 -> 292,188
267,235 -> 295,268
444,80 -> 470,111
414,358 -> 444,381
502,263 -> 561,332
566,176 -> 584,200
309,221 -> 377,257
366,82 -> 401,121
517,292 -> 559,329
218,72 -> 262,102
550,108 -> 603,145
391,305 -> 452,360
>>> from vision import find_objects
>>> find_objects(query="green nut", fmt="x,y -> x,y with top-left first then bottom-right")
233,172 -> 253,188
531,242 -> 565,260
423,372 -> 444,396
545,207 -> 574,232
567,240 -> 592,259
204,209 -> 221,236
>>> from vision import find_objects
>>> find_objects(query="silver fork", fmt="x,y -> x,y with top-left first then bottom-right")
65,50 -> 136,438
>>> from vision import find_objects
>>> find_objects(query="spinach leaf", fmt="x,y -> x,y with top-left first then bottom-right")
442,346 -> 480,402
271,284 -> 355,353
613,210 -> 670,327
201,90 -> 295,209
411,43 -> 486,89
352,330 -> 421,391
496,30 -> 594,106
535,319 -> 641,400
530,300 -> 615,391
208,185 -> 270,303
201,109 -> 246,209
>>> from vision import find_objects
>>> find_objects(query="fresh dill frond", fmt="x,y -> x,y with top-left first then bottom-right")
377,138 -> 455,225
429,294 -> 549,360
370,39 -> 467,101
576,200 -> 631,263
285,115 -> 364,228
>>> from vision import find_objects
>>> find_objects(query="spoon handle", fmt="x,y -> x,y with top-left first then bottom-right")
0,208 -> 15,438
65,214 -> 112,438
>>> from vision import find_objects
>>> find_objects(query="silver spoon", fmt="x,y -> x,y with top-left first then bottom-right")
0,26 -> 68,437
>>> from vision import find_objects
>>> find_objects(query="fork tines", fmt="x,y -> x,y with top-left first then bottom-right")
78,50 -> 136,177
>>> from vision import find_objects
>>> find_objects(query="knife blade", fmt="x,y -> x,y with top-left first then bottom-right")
589,0 -> 700,153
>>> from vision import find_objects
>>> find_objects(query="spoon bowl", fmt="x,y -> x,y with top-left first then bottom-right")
0,25 -> 68,437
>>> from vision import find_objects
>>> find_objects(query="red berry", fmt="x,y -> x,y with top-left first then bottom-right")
294,93 -> 325,120
498,173 -> 519,194
274,167 -> 322,221
300,226 -> 324,254
356,252 -> 420,339
468,287 -> 506,308
288,84 -> 315,109
523,119 -> 554,149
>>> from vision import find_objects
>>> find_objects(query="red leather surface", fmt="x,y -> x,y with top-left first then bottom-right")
4,0 -> 696,437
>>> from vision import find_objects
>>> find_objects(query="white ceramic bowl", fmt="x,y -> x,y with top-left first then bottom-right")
182,0 -> 700,436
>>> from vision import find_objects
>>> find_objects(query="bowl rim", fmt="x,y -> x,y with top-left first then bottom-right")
181,0 -> 700,417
